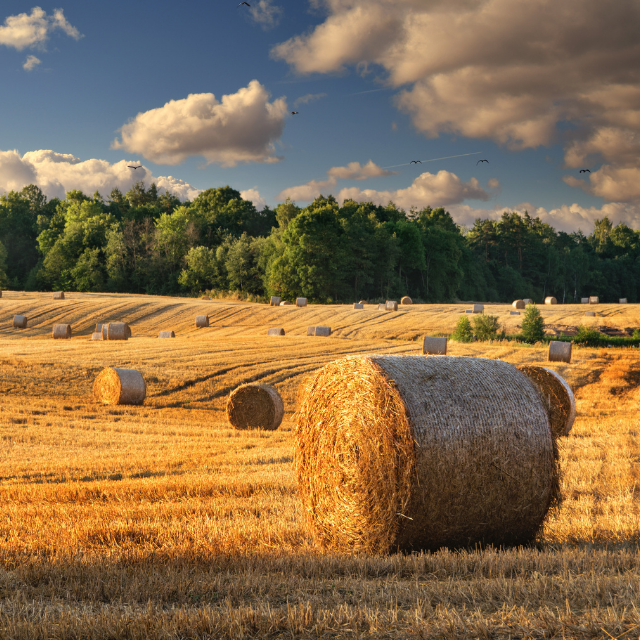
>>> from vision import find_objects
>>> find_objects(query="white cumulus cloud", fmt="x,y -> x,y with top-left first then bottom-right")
240,187 -> 267,210
113,80 -> 288,167
0,7 -> 81,50
23,54 -> 40,71
249,0 -> 283,30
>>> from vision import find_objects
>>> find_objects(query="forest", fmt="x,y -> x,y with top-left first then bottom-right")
0,182 -> 638,304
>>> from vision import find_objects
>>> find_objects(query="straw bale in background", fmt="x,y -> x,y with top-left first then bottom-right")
280,301 -> 292,306
518,365 -> 576,438
106,322 -> 129,340
510,311 -> 520,315
102,325 -> 108,340
195,315 -> 209,328
523,298 -> 533,304
270,296 -> 281,306
52,324 -> 71,340
353,303 -> 364,310
125,324 -> 132,338
53,291 -> 65,300
95,324 -> 103,333
93,368 -> 146,405
226,383 -> 284,430
589,296 -> 599,304
545,297 -> 557,304
581,298 -> 589,304
385,300 -> 398,311
201,295 -> 211,300
512,300 -> 525,309
422,336 -> 446,355
401,296 -> 412,305
465,309 -> 473,314
296,355 -> 560,554
549,341 -> 571,363
473,304 -> 484,313
359,300 -> 367,304
158,330 -> 175,338
268,328 -> 285,336
585,311 -> 595,317
620,298 -> 627,303
307,326 -> 331,337
13,315 -> 27,329
377,303 -> 386,310
296,297 -> 308,307
91,332 -> 102,340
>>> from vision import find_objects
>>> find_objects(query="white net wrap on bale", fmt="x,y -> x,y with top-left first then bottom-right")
512,300 -> 525,309
295,355 -> 560,554
268,328 -> 285,336
385,300 -> 398,311
53,291 -> 65,300
158,330 -> 175,338
589,296 -> 599,304
401,296 -> 412,305
581,298 -> 589,304
545,296 -> 557,305
296,298 -> 308,307
227,383 -> 284,431
93,368 -> 146,405
307,326 -> 331,337
517,365 -> 576,438
620,298 -> 627,304
195,315 -> 209,328
91,332 -> 102,341
52,324 -> 71,339
106,322 -> 129,341
13,315 -> 27,329
270,296 -> 281,306
422,336 -> 447,355
353,303 -> 364,310
549,341 -> 572,363
473,304 -> 484,313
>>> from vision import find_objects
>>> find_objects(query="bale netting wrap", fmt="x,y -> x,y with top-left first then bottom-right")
13,315 -> 27,329
226,383 -> 284,431
517,365 -> 576,438
401,296 -> 412,305
295,355 -> 560,554
195,315 -> 209,328
52,324 -> 71,339
93,368 -> 146,405
549,341 -> 572,363
107,322 -> 129,340
158,330 -> 175,338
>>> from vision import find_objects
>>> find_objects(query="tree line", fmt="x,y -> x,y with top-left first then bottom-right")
0,182 -> 638,304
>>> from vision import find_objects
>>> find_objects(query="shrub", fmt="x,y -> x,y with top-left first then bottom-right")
472,313 -> 501,341
574,324 -> 603,347
451,315 -> 474,342
521,304 -> 545,343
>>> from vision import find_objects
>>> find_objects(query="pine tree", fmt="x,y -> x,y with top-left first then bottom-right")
521,303 -> 545,343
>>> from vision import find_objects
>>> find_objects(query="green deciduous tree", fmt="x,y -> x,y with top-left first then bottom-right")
521,303 -> 545,343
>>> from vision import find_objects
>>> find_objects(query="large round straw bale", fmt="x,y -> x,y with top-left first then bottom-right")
91,332 -> 102,341
106,322 -> 129,340
401,296 -> 412,305
270,296 -> 281,306
52,324 -> 71,339
422,336 -> 446,355
296,355 -> 559,554
385,300 -> 398,311
517,365 -> 576,438
53,291 -> 65,300
549,341 -> 572,363
268,328 -> 285,336
158,330 -> 175,338
512,300 -> 525,309
581,298 -> 589,304
296,297 -> 308,307
195,315 -> 209,328
620,298 -> 627,304
93,368 -> 146,405
13,315 -> 27,329
589,296 -> 599,304
353,303 -> 364,310
226,383 -> 284,431
472,304 -> 484,313
545,296 -> 557,305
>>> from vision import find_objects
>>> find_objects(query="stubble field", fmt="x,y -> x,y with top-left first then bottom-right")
1,292 -> 640,638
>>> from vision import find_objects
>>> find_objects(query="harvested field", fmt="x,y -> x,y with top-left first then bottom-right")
1,292 -> 640,638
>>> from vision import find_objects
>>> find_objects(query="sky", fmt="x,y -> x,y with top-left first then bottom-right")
1,0 -> 640,233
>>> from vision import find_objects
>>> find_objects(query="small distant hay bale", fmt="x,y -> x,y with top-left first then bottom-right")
296,297 -> 308,307
102,325 -> 108,340
106,322 -> 130,340
52,324 -> 71,340
510,311 -> 521,315
353,303 -> 364,310
13,315 -> 27,329
95,323 -> 103,333
280,301 -> 293,306
201,295 -> 211,300
620,298 -> 627,304
518,365 -> 576,438
270,296 -> 281,306
359,300 -> 367,304
545,297 -> 557,305
465,309 -> 473,314
296,355 -> 560,554
589,296 -> 599,304
195,315 -> 209,328
549,341 -> 572,363
581,298 -> 589,304
158,330 -> 175,338
377,303 -> 386,310
385,300 -> 398,311
422,336 -> 447,355
512,300 -> 525,309
91,332 -> 102,341
472,304 -> 484,313
523,298 -> 533,304
268,328 -> 285,336
93,368 -> 146,405
585,311 -> 596,317
227,383 -> 284,431
307,326 -> 331,337
401,296 -> 413,305
53,291 -> 65,300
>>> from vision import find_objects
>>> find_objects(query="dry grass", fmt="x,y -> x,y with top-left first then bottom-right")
1,293 -> 640,638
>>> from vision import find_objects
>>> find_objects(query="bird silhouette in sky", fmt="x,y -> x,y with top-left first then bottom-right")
238,2 -> 250,6
410,160 -> 422,164
579,169 -> 591,173
291,111 -> 299,115
476,159 -> 489,164
128,165 -> 142,170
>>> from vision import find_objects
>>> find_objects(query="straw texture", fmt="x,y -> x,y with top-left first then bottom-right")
549,341 -> 572,363
589,296 -> 599,304
270,296 -> 281,306
295,355 -> 559,554
91,332 -> 102,341
385,301 -> 398,311
401,296 -> 412,305
296,298 -> 308,307
195,315 -> 209,328
545,297 -> 557,305
422,336 -> 447,355
13,315 -> 27,329
226,383 -> 284,431
53,291 -> 65,300
473,304 -> 484,313
268,328 -> 285,336
353,303 -> 364,310
106,322 -> 129,341
52,324 -> 71,340
512,300 -> 525,309
158,330 -> 175,338
93,368 -> 146,405
517,365 -> 576,438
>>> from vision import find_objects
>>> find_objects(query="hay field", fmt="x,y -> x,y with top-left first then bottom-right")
1,293 -> 640,638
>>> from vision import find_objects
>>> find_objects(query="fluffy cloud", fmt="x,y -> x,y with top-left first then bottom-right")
0,149 -> 201,201
248,0 -> 282,29
240,188 -> 267,210
23,54 -> 40,71
272,0 -> 640,202
0,7 -> 81,50
293,92 -> 327,108
113,81 -> 288,167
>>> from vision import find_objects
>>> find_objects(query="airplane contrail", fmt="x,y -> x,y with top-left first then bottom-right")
383,151 -> 483,169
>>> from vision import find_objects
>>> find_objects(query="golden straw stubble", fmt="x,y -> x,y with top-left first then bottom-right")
226,383 -> 284,430
93,367 -> 146,405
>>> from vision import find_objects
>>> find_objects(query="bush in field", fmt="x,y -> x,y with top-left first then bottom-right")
472,313 -> 501,341
451,315 -> 474,342
574,324 -> 603,347
521,304 -> 545,343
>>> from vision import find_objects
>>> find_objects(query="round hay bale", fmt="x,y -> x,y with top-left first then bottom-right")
296,297 -> 308,307
13,315 -> 27,329
106,322 -> 129,340
270,296 -> 281,306
359,300 -> 367,304
200,295 -> 211,300
195,315 -> 209,328
523,298 -> 533,304
102,324 -> 108,340
472,303 -> 484,313
512,300 -> 525,309
422,336 -> 447,355
52,324 -> 71,340
517,366 -> 576,438
95,323 -> 103,333
401,296 -> 412,305
268,328 -> 285,336
385,300 -> 398,311
377,303 -> 386,310
226,384 -> 284,431
545,296 -> 557,305
581,298 -> 589,304
91,332 -> 102,341
620,298 -> 628,304
280,301 -> 292,306
158,330 -> 175,338
353,303 -> 364,310
295,355 -> 559,554
93,368 -> 146,405
510,310 -> 521,315
549,341 -> 572,363
53,291 -> 65,300
589,296 -> 599,304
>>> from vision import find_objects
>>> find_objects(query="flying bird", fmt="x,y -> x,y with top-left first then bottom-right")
410,160 -> 422,164
128,165 -> 142,170
238,2 -> 250,6
476,159 -> 489,164
579,169 -> 591,173
291,111 -> 299,115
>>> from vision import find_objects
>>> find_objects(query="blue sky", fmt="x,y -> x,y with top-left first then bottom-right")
1,0 -> 640,232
